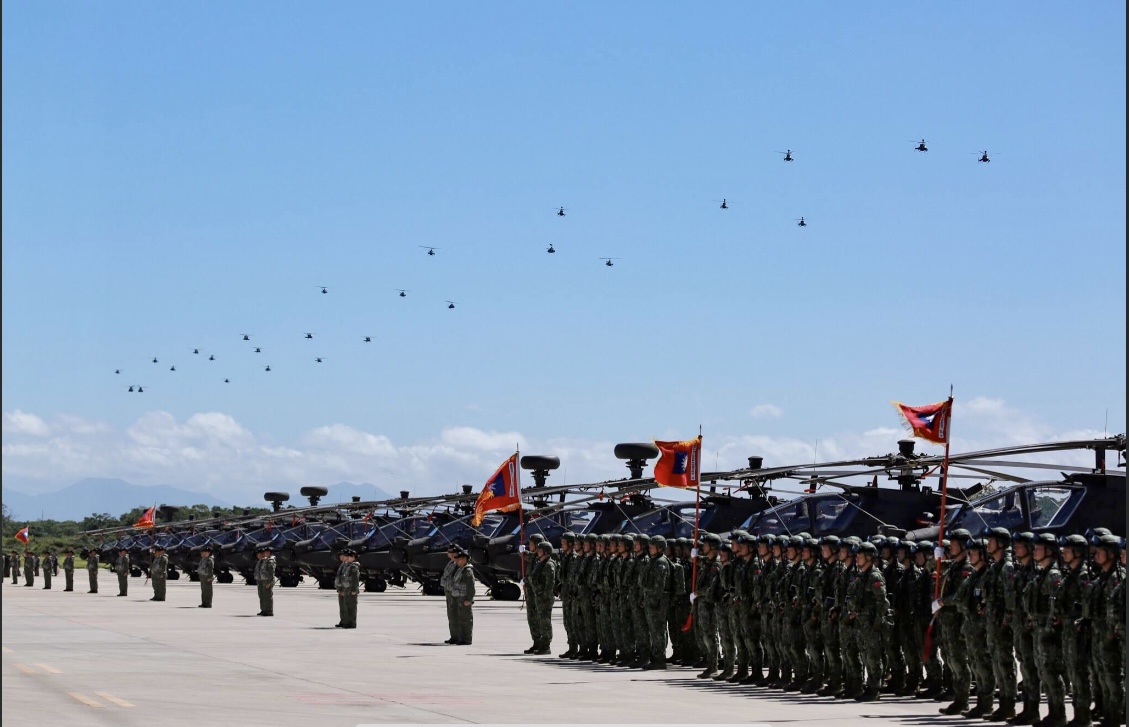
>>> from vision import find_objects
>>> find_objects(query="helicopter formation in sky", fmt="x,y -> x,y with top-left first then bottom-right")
113,140 -> 993,393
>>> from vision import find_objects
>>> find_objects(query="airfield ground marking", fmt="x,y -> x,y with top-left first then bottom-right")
95,691 -> 136,708
66,692 -> 105,708
14,663 -> 37,674
2,646 -> 12,653
35,662 -> 63,674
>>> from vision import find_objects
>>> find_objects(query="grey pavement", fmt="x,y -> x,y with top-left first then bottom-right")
4,576 -> 1006,726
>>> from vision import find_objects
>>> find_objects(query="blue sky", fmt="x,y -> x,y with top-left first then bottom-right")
3,3 -> 1125,501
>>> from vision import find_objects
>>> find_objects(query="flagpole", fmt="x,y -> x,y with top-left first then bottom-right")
683,430 -> 703,632
925,392 -> 954,663
515,449 -> 527,610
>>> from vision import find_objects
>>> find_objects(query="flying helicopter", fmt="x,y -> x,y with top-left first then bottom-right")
975,150 -> 991,163
776,150 -> 794,162
396,289 -> 408,298
316,286 -> 329,294
717,199 -> 729,210
304,332 -> 314,340
127,385 -> 135,392
114,369 -> 122,375
208,354 -> 215,361
557,207 -> 568,217
254,347 -> 261,353
193,348 -> 200,355
152,357 -> 159,364
600,257 -> 619,267
223,378 -> 230,384
546,244 -> 555,254
911,139 -> 929,152
315,357 -> 324,363
264,365 -> 271,372
419,246 -> 440,256
795,217 -> 807,227
169,366 -> 176,372
241,334 -> 252,341
363,336 -> 372,343
446,301 -> 456,309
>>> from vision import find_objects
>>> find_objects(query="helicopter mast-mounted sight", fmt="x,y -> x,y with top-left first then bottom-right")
263,492 -> 290,513
614,442 -> 661,480
520,455 -> 561,487
300,486 -> 328,507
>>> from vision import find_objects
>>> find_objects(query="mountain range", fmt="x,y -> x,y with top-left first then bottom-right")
1,479 -> 397,522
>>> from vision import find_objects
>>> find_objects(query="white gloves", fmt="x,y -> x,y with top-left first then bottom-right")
519,579 -> 525,588
689,592 -> 698,604
518,545 -> 526,553
934,546 -> 945,560
931,599 -> 942,614
690,548 -> 699,558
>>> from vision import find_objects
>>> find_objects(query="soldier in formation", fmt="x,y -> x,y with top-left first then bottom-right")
334,548 -> 360,628
62,547 -> 75,592
114,546 -> 130,596
8,551 -> 19,584
42,551 -> 53,589
526,540 -> 558,654
86,548 -> 100,593
449,546 -> 475,645
150,545 -> 169,601
197,545 -> 215,607
23,549 -> 35,587
254,545 -> 275,616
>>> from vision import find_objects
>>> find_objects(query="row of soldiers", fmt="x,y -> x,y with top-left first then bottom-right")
525,527 -> 1125,727
5,550 -> 59,586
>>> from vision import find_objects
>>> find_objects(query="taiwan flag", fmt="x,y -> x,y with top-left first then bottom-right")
471,453 -> 521,526
15,527 -> 29,543
894,399 -> 952,444
654,435 -> 703,489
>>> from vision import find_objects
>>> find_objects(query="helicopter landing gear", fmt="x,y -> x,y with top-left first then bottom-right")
318,576 -> 336,590
217,571 -> 235,584
130,567 -> 143,578
279,575 -> 301,588
364,578 -> 387,593
168,569 -> 180,580
420,580 -> 444,596
388,571 -> 407,588
492,581 -> 521,601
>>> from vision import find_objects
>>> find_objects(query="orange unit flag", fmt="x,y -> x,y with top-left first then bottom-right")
134,505 -> 156,529
893,399 -> 952,444
471,453 -> 521,526
653,435 -> 703,488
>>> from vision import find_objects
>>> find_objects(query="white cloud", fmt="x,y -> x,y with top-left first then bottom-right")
1,400 -> 1121,505
750,404 -> 783,419
2,410 -> 50,437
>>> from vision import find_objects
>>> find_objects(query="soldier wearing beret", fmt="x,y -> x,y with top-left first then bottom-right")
62,548 -> 75,592
150,545 -> 169,602
449,548 -> 476,645
254,545 -> 275,616
335,548 -> 360,628
114,547 -> 130,597
197,545 -> 215,608
86,548 -> 100,593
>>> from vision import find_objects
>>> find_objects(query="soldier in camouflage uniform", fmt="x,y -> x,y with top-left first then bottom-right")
836,537 -> 863,699
9,551 -> 19,585
62,548 -> 75,592
726,533 -> 752,683
522,534 -> 546,651
617,534 -> 639,665
768,536 -> 794,687
936,529 -> 972,715
441,545 -> 459,643
86,548 -> 100,593
816,536 -> 843,696
1058,534 -> 1093,726
254,545 -> 275,616
878,537 -> 905,694
713,542 -> 737,680
1026,533 -> 1067,727
22,549 -> 34,587
892,541 -> 921,696
41,551 -> 53,589
114,547 -> 130,596
573,534 -> 595,659
664,539 -> 687,665
978,528 -> 1017,721
845,541 -> 887,702
604,534 -> 624,663
150,545 -> 169,601
910,540 -> 944,699
557,533 -> 578,658
1008,532 -> 1041,724
449,547 -> 476,644
629,535 -> 651,667
678,538 -> 700,666
735,533 -> 762,684
956,537 -> 996,718
798,537 -> 825,693
642,535 -> 672,669
197,545 -> 215,607
781,536 -> 810,690
693,532 -> 722,679
335,548 -> 361,628
1088,535 -> 1125,727
528,541 -> 558,654
592,535 -> 614,662
754,535 -> 780,686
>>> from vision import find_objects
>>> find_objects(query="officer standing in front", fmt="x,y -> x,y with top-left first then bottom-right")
197,545 -> 215,607
254,545 -> 275,616
62,548 -> 75,591
87,548 -> 100,593
449,547 -> 476,645
42,551 -> 53,589
150,545 -> 169,601
440,545 -> 459,643
114,547 -> 130,596
528,541 -> 558,654
336,548 -> 360,628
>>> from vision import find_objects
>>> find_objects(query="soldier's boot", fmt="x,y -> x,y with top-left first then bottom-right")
713,666 -> 734,681
740,668 -> 763,685
753,666 -> 776,687
917,680 -> 943,700
855,687 -> 881,702
963,694 -> 994,719
784,671 -> 808,692
558,644 -> 576,658
940,698 -> 970,715
841,680 -> 865,701
772,666 -> 791,689
801,678 -> 823,695
1034,704 -> 1067,727
643,658 -> 667,671
596,649 -> 612,663
696,664 -> 719,679
817,680 -> 841,697
524,643 -> 538,654
1007,698 -> 1041,725
898,674 -> 921,697
728,665 -> 748,683
1065,712 -> 1092,727
986,697 -> 1016,722
884,675 -> 906,694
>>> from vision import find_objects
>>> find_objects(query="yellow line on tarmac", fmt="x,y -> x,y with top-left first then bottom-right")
67,692 -> 104,708
14,663 -> 37,674
1,646 -> 12,653
94,691 -> 135,708
36,663 -> 63,674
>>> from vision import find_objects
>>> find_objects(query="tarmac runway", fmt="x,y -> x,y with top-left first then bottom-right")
3,576 -> 1026,726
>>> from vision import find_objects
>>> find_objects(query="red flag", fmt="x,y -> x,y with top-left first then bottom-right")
653,435 -> 703,488
893,400 -> 952,444
134,505 -> 156,529
471,453 -> 521,526
15,527 -> 29,543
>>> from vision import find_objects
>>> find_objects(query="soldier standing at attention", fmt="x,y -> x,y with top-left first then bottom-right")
693,532 -> 722,679
336,549 -> 360,628
557,533 -> 578,658
629,534 -> 651,667
197,545 -> 215,607
1087,535 -> 1124,727
440,545 -> 459,644
450,547 -> 476,645
62,548 -> 75,592
41,551 -> 53,589
254,545 -> 275,616
9,551 -> 19,584
846,541 -> 887,702
1026,533 -> 1067,727
956,537 -> 996,718
642,535 -> 672,670
522,534 -> 546,652
114,547 -> 130,596
1009,532 -> 1041,724
713,541 -> 736,680
799,537 -> 825,694
87,549 -> 100,593
528,541 -> 558,654
23,549 -> 35,587
334,549 -> 350,627
816,536 -> 843,696
150,546 -> 169,601
1059,534 -> 1093,727
936,528 -> 973,715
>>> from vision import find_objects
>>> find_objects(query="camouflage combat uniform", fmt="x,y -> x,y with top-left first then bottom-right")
642,545 -> 672,667
63,553 -> 75,592
87,552 -> 100,593
150,551 -> 169,601
528,551 -> 558,652
845,556 -> 887,699
450,559 -> 476,644
115,552 -> 130,596
197,552 -> 215,607
255,553 -> 276,615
